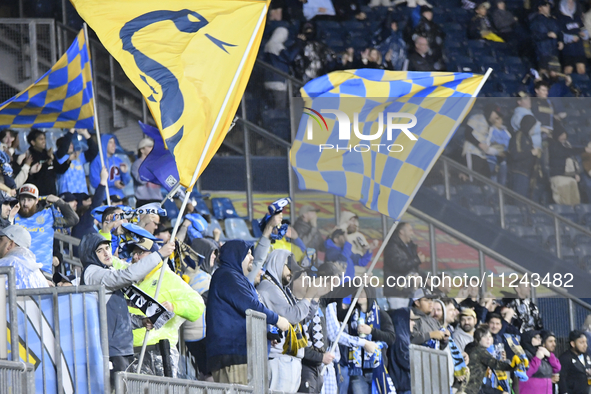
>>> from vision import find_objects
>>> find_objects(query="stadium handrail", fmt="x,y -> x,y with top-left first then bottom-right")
439,155 -> 591,259
407,204 -> 591,323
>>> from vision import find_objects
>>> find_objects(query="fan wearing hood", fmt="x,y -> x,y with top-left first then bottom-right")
79,233 -> 173,385
520,330 -> 561,394
0,225 -> 47,289
389,308 -> 418,394
89,134 -> 131,199
257,249 -> 319,392
557,0 -> 588,75
206,240 -> 289,385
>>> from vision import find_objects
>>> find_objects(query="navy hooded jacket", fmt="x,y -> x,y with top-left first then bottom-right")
389,307 -> 412,392
206,240 -> 279,372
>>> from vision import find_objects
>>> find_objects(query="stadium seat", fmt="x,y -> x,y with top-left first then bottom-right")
548,204 -> 578,223
576,204 -> 591,224
502,205 -> 525,225
224,218 -> 257,241
471,205 -> 498,225
211,197 -> 241,220
572,233 -> 591,247
529,213 -> 554,226
508,225 -> 542,245
251,219 -> 263,238
536,224 -> 571,248
194,198 -> 211,217
341,20 -> 366,31
204,218 -> 227,241
430,184 -> 457,196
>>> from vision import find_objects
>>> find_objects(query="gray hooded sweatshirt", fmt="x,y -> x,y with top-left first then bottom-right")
256,249 -> 317,358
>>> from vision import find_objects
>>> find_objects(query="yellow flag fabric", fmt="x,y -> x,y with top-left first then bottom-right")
290,70 -> 488,219
0,29 -> 94,129
70,0 -> 270,187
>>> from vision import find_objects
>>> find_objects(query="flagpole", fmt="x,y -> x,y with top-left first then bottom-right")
83,23 -> 110,206
136,3 -> 269,372
159,183 -> 181,206
320,68 -> 493,375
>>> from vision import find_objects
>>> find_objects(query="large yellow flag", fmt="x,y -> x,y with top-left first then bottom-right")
70,0 -> 270,187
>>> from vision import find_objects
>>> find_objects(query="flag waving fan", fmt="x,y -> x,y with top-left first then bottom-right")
69,0 -> 272,372
69,0 -> 271,188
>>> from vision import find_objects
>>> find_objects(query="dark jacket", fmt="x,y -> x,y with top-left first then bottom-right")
383,235 -> 422,297
191,237 -> 219,276
491,319 -> 521,361
465,342 -> 514,394
263,41 -> 303,84
293,217 -> 324,252
80,233 -> 160,356
548,138 -> 584,177
491,9 -> 516,34
389,308 -> 412,392
508,129 -> 536,177
27,144 -> 66,196
206,240 -> 279,372
556,9 -> 586,58
503,297 -> 543,333
558,349 -> 591,394
530,13 -> 562,62
412,17 -> 445,60
347,300 -> 395,372
407,51 -> 437,72
71,184 -> 105,242
468,14 -> 495,40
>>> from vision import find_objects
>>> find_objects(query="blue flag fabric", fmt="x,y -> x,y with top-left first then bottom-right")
290,69 -> 488,219
138,121 -> 180,192
8,293 -> 105,393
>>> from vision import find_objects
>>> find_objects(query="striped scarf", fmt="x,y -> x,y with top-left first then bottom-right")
348,302 -> 381,376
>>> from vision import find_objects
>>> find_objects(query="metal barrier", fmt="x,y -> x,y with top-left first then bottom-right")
13,285 -> 110,394
0,359 -> 35,393
115,310 -> 275,394
0,266 -> 19,362
409,344 -> 450,394
54,232 -> 82,274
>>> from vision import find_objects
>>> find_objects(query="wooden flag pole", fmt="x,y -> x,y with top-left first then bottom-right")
135,3 -> 269,372
83,23 -> 110,206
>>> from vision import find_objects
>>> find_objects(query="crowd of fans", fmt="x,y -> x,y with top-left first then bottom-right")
1,125 -> 590,394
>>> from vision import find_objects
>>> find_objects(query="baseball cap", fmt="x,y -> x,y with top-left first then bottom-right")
299,204 -> 319,217
138,137 -> 154,150
129,238 -> 158,253
19,183 -> 39,199
59,192 -> 76,203
0,225 -> 31,249
0,191 -> 16,205
460,308 -> 477,319
74,192 -> 91,202
412,288 -> 436,301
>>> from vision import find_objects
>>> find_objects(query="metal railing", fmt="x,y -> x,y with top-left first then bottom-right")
54,232 -> 82,272
0,266 -> 19,361
405,204 -> 591,332
437,155 -> 591,259
410,345 -> 450,394
0,359 -> 35,394
115,310 -> 277,394
0,19 -> 56,102
13,285 -> 110,394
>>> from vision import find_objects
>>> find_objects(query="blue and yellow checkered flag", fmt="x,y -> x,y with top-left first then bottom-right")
0,29 -> 94,129
290,69 -> 489,219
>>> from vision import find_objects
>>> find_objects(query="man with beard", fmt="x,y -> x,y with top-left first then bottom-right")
14,183 -> 78,274
559,330 -> 591,394
257,249 -> 319,392
453,309 -> 477,352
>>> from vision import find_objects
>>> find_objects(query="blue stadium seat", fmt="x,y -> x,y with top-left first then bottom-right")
211,197 -> 241,220
508,225 -> 542,245
471,205 -> 498,224
341,20 -> 366,31
348,37 -> 369,51
194,198 -> 211,217
251,219 -> 263,238
430,184 -> 457,196
224,218 -> 257,241
502,205 -> 524,225
571,74 -> 590,83
529,213 -> 553,226
537,224 -> 571,248
576,204 -> 591,224
572,233 -> 591,247
549,204 -> 578,223
456,184 -> 483,195
204,218 -> 227,241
